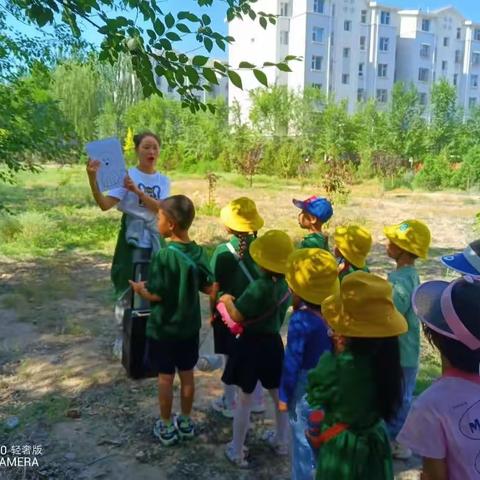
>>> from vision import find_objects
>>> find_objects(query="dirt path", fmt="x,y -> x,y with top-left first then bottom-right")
1,184 -> 478,479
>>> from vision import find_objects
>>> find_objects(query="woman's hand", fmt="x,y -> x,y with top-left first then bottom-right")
219,294 -> 235,304
86,159 -> 101,178
124,175 -> 141,195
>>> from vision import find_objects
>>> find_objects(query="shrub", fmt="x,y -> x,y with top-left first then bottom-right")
0,214 -> 22,243
452,146 -> 480,190
413,154 -> 455,190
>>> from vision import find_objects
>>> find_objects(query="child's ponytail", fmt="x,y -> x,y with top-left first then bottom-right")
237,231 -> 257,259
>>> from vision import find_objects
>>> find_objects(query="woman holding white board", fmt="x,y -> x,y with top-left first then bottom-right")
86,132 -> 170,297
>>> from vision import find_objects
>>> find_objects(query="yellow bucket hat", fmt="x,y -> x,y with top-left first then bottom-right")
286,249 -> 340,305
384,219 -> 431,259
322,271 -> 408,337
220,197 -> 264,233
334,225 -> 372,268
250,230 -> 294,274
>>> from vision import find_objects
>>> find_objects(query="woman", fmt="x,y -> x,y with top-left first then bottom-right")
86,132 -> 170,297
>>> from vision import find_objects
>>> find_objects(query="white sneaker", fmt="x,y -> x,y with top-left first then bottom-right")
196,355 -> 223,372
211,396 -> 235,419
391,441 -> 412,460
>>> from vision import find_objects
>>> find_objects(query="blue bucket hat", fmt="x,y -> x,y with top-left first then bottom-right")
441,240 -> 480,278
293,196 -> 333,223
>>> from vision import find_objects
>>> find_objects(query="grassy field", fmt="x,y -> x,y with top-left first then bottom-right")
0,165 -> 478,479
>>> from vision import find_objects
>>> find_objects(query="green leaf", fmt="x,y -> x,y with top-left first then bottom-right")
185,65 -> 200,85
207,103 -> 216,114
215,39 -> 226,51
178,11 -> 200,22
214,61 -> 227,73
226,10 -> 235,22
179,54 -> 189,63
147,29 -> 156,41
192,55 -> 209,67
228,70 -> 243,89
276,63 -> 292,72
154,19 -> 165,36
166,32 -> 181,41
176,23 -> 190,33
284,55 -> 298,61
239,61 -> 255,69
202,14 -> 211,25
248,10 -> 256,21
165,13 -> 175,28
204,37 -> 213,52
159,38 -> 172,50
166,51 -> 178,61
262,62 -> 276,67
253,69 -> 268,87
259,17 -> 267,29
174,69 -> 185,85
203,67 -> 219,85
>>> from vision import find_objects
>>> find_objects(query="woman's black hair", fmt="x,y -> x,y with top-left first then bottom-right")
423,279 -> 480,374
133,131 -> 161,149
349,337 -> 403,421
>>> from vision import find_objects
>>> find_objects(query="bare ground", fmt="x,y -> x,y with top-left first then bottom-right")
1,180 -> 478,480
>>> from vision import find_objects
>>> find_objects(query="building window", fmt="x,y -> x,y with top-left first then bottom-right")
379,37 -> 389,52
472,52 -> 480,65
421,19 -> 430,32
344,20 -> 352,31
357,88 -> 365,101
312,83 -> 322,89
378,63 -> 388,77
453,73 -> 458,86
418,68 -> 430,82
443,37 -> 449,47
311,55 -> 323,70
343,47 -> 350,58
380,11 -> 390,25
360,36 -> 366,50
313,0 -> 324,14
420,44 -> 430,58
455,50 -> 463,64
474,29 -> 480,41
358,63 -> 364,77
376,89 -> 388,103
456,27 -> 461,39
441,60 -> 448,72
280,2 -> 289,16
280,30 -> 289,45
361,10 -> 367,24
469,97 -> 477,109
472,75 -> 479,88
342,73 -> 350,84
312,27 -> 324,42
419,92 -> 427,105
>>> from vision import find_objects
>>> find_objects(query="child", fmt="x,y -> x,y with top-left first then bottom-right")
278,248 -> 339,480
334,224 -> 372,280
292,196 -> 333,250
383,219 -> 431,459
441,239 -> 480,277
307,271 -> 407,480
218,230 -> 294,467
130,195 -> 213,446
398,276 -> 480,480
209,197 -> 265,418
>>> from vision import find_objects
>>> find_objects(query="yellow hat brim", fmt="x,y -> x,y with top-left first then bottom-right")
220,205 -> 264,233
250,241 -> 287,274
287,276 -> 340,305
334,234 -> 367,268
322,294 -> 408,337
383,225 -> 428,259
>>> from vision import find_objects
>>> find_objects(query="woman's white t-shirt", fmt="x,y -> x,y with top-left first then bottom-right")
108,167 -> 170,247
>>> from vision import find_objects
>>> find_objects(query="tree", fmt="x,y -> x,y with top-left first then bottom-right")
123,127 -> 135,163
7,0 -> 297,112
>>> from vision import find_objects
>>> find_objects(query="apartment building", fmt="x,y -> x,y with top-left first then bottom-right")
228,0 -> 480,122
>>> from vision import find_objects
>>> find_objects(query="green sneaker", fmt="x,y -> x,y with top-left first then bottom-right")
153,419 -> 179,446
174,414 -> 195,440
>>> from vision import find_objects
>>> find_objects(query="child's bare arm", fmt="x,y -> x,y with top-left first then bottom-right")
204,282 -> 220,316
129,280 -> 162,302
219,294 -> 244,323
421,458 -> 448,480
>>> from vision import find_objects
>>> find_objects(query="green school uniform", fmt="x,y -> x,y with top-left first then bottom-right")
234,274 -> 290,335
146,241 -> 213,341
388,266 -> 420,368
338,262 -> 370,282
307,351 -> 393,480
300,232 -> 329,250
210,235 -> 260,298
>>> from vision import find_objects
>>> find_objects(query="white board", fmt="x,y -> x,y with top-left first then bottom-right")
86,137 -> 127,193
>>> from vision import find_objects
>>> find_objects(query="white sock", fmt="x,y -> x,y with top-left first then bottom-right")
231,391 -> 254,457
268,389 -> 289,445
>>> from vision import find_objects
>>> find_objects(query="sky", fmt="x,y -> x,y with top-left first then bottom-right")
5,0 -> 480,61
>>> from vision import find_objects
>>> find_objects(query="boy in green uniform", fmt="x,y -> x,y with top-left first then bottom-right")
334,224 -> 372,281
130,195 -> 213,446
292,196 -> 333,250
383,219 -> 431,459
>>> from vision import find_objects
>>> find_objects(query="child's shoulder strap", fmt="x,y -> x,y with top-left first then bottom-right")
167,243 -> 198,270
226,241 -> 254,284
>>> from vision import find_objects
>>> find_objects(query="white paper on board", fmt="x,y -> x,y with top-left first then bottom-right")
86,137 -> 127,193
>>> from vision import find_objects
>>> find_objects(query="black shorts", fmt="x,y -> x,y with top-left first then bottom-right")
144,335 -> 199,375
222,333 -> 284,394
212,314 -> 235,355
